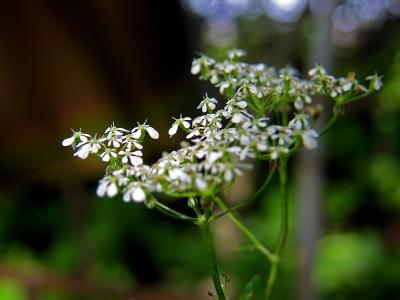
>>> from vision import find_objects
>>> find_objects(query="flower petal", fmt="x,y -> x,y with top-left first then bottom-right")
168,124 -> 178,136
107,182 -> 118,197
123,192 -> 130,202
62,136 -> 75,146
130,155 -> 143,166
132,129 -> 142,139
182,121 -> 190,129
132,187 -> 146,202
191,63 -> 200,75
146,126 -> 159,139
195,177 -> 208,191
74,144 -> 91,159
96,181 -> 108,197
101,153 -> 110,162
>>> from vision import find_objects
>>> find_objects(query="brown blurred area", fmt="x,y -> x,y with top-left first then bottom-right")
0,0 -> 194,186
0,1 -> 203,299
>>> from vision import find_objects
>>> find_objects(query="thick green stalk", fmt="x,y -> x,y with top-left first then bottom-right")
275,157 -> 288,254
264,157 -> 289,300
199,222 -> 227,300
265,261 -> 278,299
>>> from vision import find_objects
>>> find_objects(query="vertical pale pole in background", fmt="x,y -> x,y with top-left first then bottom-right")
296,1 -> 335,300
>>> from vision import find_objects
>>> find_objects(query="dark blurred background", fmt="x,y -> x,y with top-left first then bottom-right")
0,0 -> 399,299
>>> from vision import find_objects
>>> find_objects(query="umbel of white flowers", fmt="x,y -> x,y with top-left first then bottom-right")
62,49 -> 382,204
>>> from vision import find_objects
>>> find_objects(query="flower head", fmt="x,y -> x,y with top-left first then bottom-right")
132,122 -> 159,140
168,116 -> 191,137
197,95 -> 218,113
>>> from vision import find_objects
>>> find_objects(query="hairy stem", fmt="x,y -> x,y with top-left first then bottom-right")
199,222 -> 227,300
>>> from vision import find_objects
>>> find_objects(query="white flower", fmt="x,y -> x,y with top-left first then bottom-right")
97,177 -> 118,197
168,116 -> 191,137
191,61 -> 201,75
248,85 -> 257,95
124,134 -> 143,150
107,135 -> 123,148
62,131 -> 91,148
270,150 -> 279,160
227,49 -> 246,60
186,129 -> 201,139
197,96 -> 218,113
366,74 -> 383,91
236,101 -> 247,109
210,73 -> 219,84
123,184 -> 146,202
103,124 -> 129,147
208,151 -> 223,164
342,80 -> 352,91
100,149 -> 117,162
256,141 -> 268,152
294,97 -> 304,110
144,126 -> 159,139
195,176 -> 208,191
74,143 -> 91,159
232,112 -> 245,124
90,141 -> 101,153
118,149 -> 143,166
62,136 -> 76,147
302,130 -> 319,149
132,123 -> 159,140
224,169 -> 234,182
219,82 -> 230,95
105,124 -> 129,137
257,118 -> 268,128
168,168 -> 191,183
168,124 -> 179,136
224,64 -> 235,73
308,65 -> 326,77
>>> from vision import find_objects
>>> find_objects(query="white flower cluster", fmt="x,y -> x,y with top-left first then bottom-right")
63,49 -> 379,205
191,50 -> 381,106
62,122 -> 158,202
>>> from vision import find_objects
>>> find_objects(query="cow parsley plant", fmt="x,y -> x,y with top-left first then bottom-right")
62,49 -> 381,300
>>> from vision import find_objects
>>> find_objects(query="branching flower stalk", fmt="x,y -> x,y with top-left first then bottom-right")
62,49 -> 381,299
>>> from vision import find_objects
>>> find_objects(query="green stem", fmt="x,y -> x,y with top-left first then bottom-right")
344,90 -> 373,104
265,262 -> 278,300
154,200 -> 196,223
275,157 -> 288,253
214,196 -> 276,263
210,168 -> 276,221
319,112 -> 338,137
264,157 -> 288,300
199,222 -> 227,300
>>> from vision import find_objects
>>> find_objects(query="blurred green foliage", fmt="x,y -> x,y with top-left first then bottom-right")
0,279 -> 27,300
